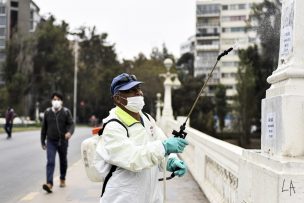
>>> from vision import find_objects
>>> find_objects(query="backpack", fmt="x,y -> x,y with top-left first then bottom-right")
80,112 -> 150,196
80,119 -> 128,182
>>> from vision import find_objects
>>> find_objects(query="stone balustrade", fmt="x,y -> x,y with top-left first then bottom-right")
158,118 -> 243,203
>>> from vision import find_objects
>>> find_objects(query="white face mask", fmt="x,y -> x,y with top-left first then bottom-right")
52,100 -> 62,109
120,96 -> 145,113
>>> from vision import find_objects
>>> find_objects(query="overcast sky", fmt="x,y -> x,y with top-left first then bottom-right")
34,0 -> 196,60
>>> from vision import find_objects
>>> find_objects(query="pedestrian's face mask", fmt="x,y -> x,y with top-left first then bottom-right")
52,100 -> 62,109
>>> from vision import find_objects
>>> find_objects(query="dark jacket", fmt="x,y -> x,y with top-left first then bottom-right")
41,107 -> 75,146
5,109 -> 15,124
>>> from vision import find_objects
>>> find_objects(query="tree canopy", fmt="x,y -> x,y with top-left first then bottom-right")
235,0 -> 281,147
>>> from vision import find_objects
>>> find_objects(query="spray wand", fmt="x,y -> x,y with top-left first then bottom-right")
159,47 -> 233,181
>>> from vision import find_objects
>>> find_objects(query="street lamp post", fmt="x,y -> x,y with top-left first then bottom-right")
35,102 -> 40,123
155,92 -> 163,122
160,58 -> 181,120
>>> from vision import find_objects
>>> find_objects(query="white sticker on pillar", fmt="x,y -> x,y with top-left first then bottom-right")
279,0 -> 294,61
266,113 -> 276,140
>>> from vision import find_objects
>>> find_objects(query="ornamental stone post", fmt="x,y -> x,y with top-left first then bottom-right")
238,1 -> 304,202
160,59 -> 181,120
261,0 -> 304,157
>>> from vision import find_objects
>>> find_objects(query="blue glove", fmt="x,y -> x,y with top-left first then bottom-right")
167,158 -> 187,177
162,137 -> 188,155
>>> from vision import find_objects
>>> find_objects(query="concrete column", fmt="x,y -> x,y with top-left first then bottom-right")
238,1 -> 304,202
262,0 -> 304,157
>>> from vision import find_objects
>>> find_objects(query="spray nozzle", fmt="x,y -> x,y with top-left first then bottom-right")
217,47 -> 233,61
172,123 -> 187,139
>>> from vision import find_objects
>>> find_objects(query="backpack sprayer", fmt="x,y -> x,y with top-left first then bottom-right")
159,47 -> 234,181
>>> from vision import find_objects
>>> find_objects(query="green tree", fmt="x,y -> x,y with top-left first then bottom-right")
3,28 -> 35,115
235,49 -> 257,147
150,43 -> 174,62
32,16 -> 74,116
126,47 -> 177,117
0,86 -> 9,116
176,52 -> 194,77
251,0 -> 281,67
77,27 -> 120,122
214,84 -> 227,133
247,0 -> 281,128
131,54 -> 165,116
172,76 -> 215,135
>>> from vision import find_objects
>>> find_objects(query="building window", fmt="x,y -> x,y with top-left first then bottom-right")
0,52 -> 5,60
231,73 -> 237,78
197,17 -> 219,26
197,51 -> 218,68
229,4 -> 247,10
0,6 -> 5,14
0,16 -> 6,25
197,4 -> 220,15
11,1 -> 18,8
0,38 -> 5,46
222,16 -> 246,22
222,38 -> 248,45
197,27 -> 219,37
197,39 -> 219,45
222,62 -> 239,67
230,4 -> 238,10
222,5 -> 228,10
222,27 -> 245,33
238,4 -> 247,10
0,27 -> 5,36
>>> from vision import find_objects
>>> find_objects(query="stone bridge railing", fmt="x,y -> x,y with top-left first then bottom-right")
158,117 -> 243,203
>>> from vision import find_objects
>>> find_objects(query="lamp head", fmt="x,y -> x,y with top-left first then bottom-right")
163,58 -> 173,72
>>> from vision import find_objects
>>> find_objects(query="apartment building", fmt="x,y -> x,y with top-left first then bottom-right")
195,0 -> 263,97
0,0 -> 40,84
180,35 -> 195,56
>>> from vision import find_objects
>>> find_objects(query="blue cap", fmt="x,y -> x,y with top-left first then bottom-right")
110,73 -> 143,95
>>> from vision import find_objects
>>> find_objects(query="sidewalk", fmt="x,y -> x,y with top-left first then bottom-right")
18,160 -> 209,203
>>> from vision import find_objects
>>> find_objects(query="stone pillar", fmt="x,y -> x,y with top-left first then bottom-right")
262,0 -> 304,157
238,1 -> 304,202
162,73 -> 174,119
156,93 -> 162,122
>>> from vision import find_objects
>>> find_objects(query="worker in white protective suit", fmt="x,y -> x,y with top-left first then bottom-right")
95,73 -> 189,203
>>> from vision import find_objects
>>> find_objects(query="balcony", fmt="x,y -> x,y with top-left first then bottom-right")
196,44 -> 219,51
196,32 -> 220,37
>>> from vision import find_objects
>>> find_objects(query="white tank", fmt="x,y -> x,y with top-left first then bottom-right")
81,128 -> 104,182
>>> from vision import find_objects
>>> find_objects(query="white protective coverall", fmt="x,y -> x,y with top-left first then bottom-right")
95,107 -> 168,203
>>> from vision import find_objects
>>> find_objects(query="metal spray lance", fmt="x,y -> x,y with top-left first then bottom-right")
159,47 -> 234,181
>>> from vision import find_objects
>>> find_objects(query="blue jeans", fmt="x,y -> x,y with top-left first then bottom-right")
46,139 -> 68,185
4,123 -> 13,138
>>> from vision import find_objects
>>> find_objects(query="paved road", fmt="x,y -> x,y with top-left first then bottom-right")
0,127 -> 91,203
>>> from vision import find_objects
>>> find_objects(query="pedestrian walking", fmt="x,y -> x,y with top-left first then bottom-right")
4,107 -> 16,139
95,73 -> 188,203
41,92 -> 75,193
